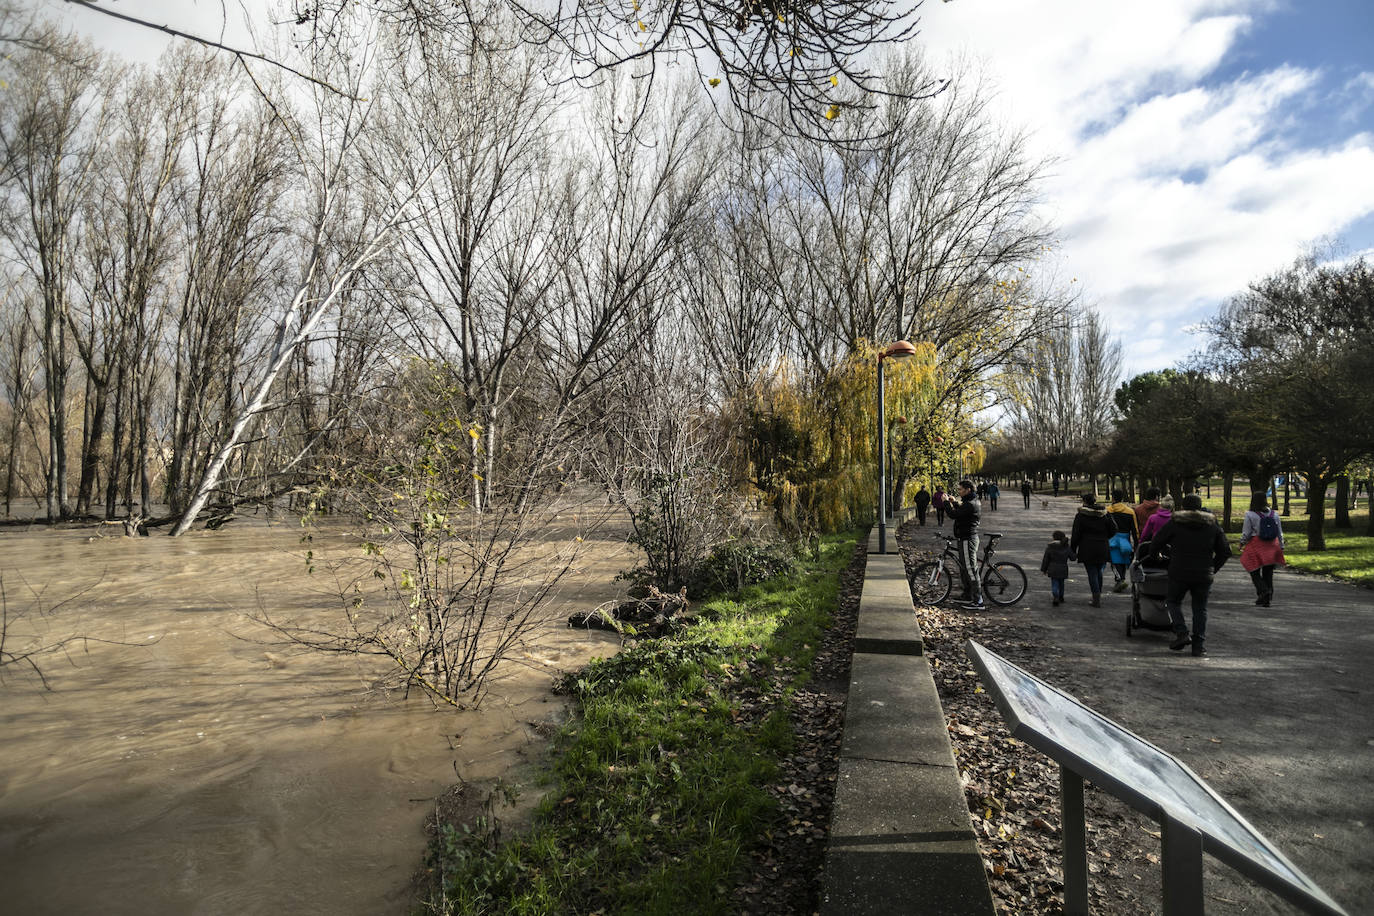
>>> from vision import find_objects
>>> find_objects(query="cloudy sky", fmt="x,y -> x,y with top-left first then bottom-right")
912,0 -> 1374,376
50,0 -> 1374,380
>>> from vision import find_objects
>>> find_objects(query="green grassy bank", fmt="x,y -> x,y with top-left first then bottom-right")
422,533 -> 857,915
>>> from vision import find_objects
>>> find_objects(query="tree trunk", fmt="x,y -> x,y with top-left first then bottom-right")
1221,471 -> 1234,532
1366,478 -> 1374,536
1334,474 -> 1351,529
75,375 -> 108,517
1305,471 -> 1330,552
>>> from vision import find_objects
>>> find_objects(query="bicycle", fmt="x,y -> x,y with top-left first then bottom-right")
912,532 -> 1027,607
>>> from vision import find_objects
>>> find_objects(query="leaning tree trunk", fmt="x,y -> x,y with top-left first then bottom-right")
170,198 -> 406,536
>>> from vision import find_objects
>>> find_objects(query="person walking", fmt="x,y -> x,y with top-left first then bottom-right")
932,486 -> 948,527
1139,495 -> 1174,544
949,479 -> 983,609
1146,494 -> 1232,657
988,481 -> 1000,511
914,486 -> 931,526
1040,530 -> 1075,606
1134,487 -> 1162,533
1070,492 -> 1116,607
1106,490 -> 1140,592
1240,492 -> 1285,606
1021,479 -> 1033,510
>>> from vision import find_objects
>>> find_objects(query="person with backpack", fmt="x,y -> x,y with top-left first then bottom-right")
1240,492 -> 1285,607
1040,529 -> 1076,606
932,486 -> 948,527
1106,490 -> 1140,592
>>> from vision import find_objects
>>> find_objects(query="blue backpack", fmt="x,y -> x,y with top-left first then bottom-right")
1257,511 -> 1280,541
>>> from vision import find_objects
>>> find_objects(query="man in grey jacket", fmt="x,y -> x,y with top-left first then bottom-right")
1145,494 -> 1232,656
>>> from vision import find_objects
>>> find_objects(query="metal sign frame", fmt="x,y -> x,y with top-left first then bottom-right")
964,639 -> 1349,916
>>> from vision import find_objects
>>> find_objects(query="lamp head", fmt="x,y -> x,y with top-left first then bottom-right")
879,340 -> 918,361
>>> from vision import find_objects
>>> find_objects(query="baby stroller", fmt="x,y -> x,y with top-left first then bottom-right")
1127,539 -> 1173,637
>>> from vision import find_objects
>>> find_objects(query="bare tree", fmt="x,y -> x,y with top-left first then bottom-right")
0,27 -> 112,520
62,0 -> 942,137
1,283 -> 41,516
169,15 -> 427,536
1001,303 -> 1123,462
165,65 -> 293,516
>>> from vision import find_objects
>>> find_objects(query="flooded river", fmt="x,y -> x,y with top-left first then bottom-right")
0,515 -> 628,915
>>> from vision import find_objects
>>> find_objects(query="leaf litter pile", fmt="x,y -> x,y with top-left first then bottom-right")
901,533 -> 1164,915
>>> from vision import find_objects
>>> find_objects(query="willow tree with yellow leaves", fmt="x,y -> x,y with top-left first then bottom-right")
736,341 -> 957,534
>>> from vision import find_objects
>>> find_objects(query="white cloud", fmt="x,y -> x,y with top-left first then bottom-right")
914,0 -> 1374,377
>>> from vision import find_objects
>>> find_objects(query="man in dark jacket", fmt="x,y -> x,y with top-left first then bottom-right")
1070,493 -> 1117,606
949,479 -> 983,609
1146,494 -> 1232,656
914,486 -> 931,526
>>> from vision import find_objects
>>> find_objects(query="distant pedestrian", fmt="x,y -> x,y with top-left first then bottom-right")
933,486 -> 948,527
949,479 -> 983,609
1021,479 -> 1033,509
1053,479 -> 1060,498
1040,529 -> 1076,607
914,486 -> 931,526
1146,494 -> 1231,657
1240,492 -> 1285,607
1070,492 -> 1116,607
988,481 -> 1000,511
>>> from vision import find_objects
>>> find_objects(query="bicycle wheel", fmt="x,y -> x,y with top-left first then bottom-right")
912,562 -> 952,606
982,561 -> 1028,606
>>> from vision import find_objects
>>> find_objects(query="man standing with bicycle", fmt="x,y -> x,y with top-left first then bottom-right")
950,479 -> 983,609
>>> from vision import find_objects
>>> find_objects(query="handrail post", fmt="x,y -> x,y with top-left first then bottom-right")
1061,765 -> 1089,915
1161,813 -> 1205,915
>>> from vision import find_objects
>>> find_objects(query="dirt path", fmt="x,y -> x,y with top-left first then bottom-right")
922,495 -> 1374,914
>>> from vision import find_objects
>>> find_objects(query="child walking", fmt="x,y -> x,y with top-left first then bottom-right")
1040,530 -> 1075,607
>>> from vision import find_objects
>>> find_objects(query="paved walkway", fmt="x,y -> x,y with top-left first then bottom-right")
917,494 -> 1374,915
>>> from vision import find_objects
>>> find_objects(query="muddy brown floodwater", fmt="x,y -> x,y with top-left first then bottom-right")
0,514 -> 630,915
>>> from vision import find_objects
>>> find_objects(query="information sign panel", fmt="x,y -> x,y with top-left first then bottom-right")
965,640 -> 1348,916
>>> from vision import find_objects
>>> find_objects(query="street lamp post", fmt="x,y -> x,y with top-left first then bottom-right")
877,340 -> 917,554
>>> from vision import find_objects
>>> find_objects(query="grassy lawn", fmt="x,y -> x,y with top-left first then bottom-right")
1194,481 -> 1374,587
423,533 -> 856,915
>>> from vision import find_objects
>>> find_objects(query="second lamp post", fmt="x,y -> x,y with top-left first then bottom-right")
877,340 -> 917,553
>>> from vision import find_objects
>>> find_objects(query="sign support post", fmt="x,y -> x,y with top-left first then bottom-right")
1162,814 -> 1205,915
1061,765 -> 1090,915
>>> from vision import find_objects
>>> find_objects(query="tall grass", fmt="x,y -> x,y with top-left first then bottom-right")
424,533 -> 856,915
